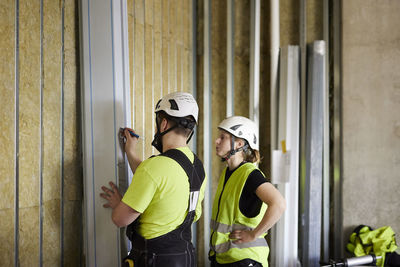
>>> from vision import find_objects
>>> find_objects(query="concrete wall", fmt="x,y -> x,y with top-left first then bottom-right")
342,0 -> 400,245
0,0 -> 82,266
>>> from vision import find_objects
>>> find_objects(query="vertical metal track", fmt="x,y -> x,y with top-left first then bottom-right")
270,0 -> 279,164
121,0 -> 133,256
203,0 -> 212,265
60,0 -> 66,265
332,0 -> 343,259
14,0 -> 20,266
249,0 -> 260,124
39,0 -> 44,265
132,0 -> 136,134
174,1 -> 177,92
121,0 -> 131,130
141,0 -> 145,159
191,0 -> 197,152
180,0 -> 184,92
269,1 -> 279,262
303,41 -> 326,266
109,1 -> 121,266
151,0 -> 155,152
298,0 -> 307,262
111,0 -> 118,190
226,0 -> 234,117
167,0 -> 170,94
78,1 -> 87,265
322,0 -> 330,262
191,0 -> 198,245
87,0 -> 98,264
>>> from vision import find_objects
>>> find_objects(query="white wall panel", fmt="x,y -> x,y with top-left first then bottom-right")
271,45 -> 300,267
80,0 -> 130,266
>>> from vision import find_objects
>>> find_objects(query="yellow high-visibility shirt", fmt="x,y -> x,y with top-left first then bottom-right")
122,146 -> 207,239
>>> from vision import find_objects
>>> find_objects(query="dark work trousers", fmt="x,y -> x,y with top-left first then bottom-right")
210,257 -> 262,267
124,211 -> 196,267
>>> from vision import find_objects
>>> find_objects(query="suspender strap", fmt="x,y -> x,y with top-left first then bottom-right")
126,149 -> 204,266
161,149 -> 205,192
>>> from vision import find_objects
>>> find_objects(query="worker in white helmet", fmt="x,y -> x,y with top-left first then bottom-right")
100,92 -> 207,267
209,116 -> 286,267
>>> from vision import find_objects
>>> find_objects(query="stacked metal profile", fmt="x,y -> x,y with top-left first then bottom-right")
300,40 -> 327,267
270,45 -> 300,267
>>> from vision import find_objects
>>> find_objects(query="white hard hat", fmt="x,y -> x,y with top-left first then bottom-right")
218,116 -> 259,150
155,92 -> 199,123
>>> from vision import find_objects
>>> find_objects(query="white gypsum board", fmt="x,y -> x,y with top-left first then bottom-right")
80,0 -> 131,266
271,45 -> 300,267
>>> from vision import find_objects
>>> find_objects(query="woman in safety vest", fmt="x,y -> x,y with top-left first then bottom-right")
209,116 -> 286,267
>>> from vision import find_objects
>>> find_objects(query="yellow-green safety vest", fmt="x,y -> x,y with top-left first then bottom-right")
347,225 -> 398,267
210,163 -> 269,266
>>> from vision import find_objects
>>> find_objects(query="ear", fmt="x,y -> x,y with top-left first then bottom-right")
160,118 -> 169,133
235,138 -> 245,149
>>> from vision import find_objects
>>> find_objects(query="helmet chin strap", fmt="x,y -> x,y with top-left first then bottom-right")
151,116 -> 196,153
151,118 -> 178,153
186,129 -> 195,144
221,136 -> 249,162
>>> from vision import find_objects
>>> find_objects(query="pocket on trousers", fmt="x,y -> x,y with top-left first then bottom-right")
236,258 -> 262,267
152,251 -> 188,267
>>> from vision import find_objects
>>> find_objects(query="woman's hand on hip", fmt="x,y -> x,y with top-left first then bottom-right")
229,230 -> 256,244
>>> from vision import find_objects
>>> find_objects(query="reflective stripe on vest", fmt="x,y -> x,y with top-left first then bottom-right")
211,219 -> 253,233
214,237 -> 268,254
210,219 -> 268,253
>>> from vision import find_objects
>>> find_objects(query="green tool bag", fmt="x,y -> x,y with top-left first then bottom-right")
347,225 -> 398,267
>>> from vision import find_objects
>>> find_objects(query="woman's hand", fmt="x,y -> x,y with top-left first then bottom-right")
100,182 -> 122,209
229,229 -> 256,244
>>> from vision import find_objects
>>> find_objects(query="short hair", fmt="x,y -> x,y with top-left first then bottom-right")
156,111 -> 195,137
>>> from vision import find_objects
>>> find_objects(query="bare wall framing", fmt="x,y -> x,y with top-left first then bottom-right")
196,0 -> 270,265
80,0 -> 195,266
127,0 -> 194,159
0,0 -> 82,266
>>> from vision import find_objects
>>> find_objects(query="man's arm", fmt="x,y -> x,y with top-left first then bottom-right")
112,201 -> 140,227
124,128 -> 142,173
100,181 -> 141,227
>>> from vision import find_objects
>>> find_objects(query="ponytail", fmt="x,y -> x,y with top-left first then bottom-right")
244,148 -> 261,164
